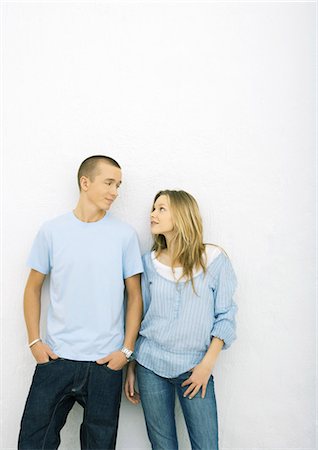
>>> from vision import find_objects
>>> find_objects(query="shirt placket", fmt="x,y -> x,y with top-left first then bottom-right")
173,283 -> 183,319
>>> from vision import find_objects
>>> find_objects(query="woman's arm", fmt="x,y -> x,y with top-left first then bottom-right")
124,361 -> 140,404
181,336 -> 224,399
182,254 -> 238,399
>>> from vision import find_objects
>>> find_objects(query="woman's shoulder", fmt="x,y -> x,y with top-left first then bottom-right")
141,251 -> 160,281
204,244 -> 233,274
204,244 -> 236,283
204,243 -> 227,264
141,251 -> 154,269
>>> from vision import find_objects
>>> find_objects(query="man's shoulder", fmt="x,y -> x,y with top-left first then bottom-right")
107,215 -> 137,236
36,213 -> 74,239
40,212 -> 72,231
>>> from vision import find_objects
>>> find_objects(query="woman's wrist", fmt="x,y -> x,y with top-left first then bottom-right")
127,360 -> 136,371
199,358 -> 215,372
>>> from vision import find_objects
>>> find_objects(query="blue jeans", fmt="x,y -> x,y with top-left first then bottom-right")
137,363 -> 218,450
18,358 -> 123,450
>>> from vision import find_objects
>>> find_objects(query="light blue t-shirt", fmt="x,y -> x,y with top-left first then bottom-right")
28,211 -> 143,361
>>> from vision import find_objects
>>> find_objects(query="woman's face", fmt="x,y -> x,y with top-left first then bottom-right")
150,195 -> 174,235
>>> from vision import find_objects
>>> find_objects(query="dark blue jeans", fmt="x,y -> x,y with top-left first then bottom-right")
18,358 -> 123,450
137,363 -> 219,450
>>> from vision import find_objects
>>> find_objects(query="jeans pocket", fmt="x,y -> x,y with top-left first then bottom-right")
101,364 -> 122,374
37,357 -> 62,367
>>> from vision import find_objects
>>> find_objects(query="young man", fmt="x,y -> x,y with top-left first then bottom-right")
18,155 -> 143,450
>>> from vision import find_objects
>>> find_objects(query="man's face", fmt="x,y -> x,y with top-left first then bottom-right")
83,162 -> 122,211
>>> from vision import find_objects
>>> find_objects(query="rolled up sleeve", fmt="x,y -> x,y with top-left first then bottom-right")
211,255 -> 238,349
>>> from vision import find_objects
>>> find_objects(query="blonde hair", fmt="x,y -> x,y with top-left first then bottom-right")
152,190 -> 207,290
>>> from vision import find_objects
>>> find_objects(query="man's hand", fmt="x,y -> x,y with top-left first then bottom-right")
31,341 -> 59,364
96,351 -> 128,370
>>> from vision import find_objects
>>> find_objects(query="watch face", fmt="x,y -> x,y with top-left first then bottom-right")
121,347 -> 133,359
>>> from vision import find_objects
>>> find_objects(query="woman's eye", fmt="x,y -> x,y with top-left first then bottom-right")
160,207 -> 165,212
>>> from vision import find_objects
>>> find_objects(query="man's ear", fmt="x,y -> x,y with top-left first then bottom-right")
80,176 -> 89,192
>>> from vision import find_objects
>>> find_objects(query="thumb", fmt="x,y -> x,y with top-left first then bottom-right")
48,351 -> 59,359
43,344 -> 58,359
96,356 -> 110,365
128,380 -> 135,396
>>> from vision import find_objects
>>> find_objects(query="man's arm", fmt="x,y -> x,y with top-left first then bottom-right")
24,269 -> 58,363
122,273 -> 143,351
96,273 -> 142,370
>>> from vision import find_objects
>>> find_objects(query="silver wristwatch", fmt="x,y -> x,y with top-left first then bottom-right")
121,346 -> 134,361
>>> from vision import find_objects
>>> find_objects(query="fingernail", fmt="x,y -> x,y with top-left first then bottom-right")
189,396 -> 192,400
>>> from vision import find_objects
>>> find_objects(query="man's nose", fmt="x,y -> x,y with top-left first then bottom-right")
110,187 -> 118,197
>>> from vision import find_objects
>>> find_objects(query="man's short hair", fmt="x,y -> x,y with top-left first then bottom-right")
77,155 -> 121,190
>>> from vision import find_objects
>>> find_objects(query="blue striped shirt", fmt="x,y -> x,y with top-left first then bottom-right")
134,248 -> 238,378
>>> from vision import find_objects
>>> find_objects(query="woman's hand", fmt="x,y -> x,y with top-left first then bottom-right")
124,362 -> 140,404
181,361 -> 213,399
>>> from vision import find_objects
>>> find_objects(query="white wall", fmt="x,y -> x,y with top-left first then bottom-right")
1,2 -> 316,449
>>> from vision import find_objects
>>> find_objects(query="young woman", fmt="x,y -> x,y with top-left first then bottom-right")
125,190 -> 237,450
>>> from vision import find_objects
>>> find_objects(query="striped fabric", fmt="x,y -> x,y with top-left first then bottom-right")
134,250 -> 238,378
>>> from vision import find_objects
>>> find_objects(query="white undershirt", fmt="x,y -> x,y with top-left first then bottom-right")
151,245 -> 221,282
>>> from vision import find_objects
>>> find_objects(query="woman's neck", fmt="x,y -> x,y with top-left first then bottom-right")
157,245 -> 181,267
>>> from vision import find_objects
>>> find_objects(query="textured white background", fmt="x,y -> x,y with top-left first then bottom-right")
1,1 -> 316,449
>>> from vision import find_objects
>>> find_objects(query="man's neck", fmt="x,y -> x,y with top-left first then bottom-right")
73,204 -> 106,223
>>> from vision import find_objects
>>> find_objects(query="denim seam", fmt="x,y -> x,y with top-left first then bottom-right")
41,393 -> 68,450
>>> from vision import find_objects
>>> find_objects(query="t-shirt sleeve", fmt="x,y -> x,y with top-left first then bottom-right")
27,225 -> 51,275
123,231 -> 143,279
